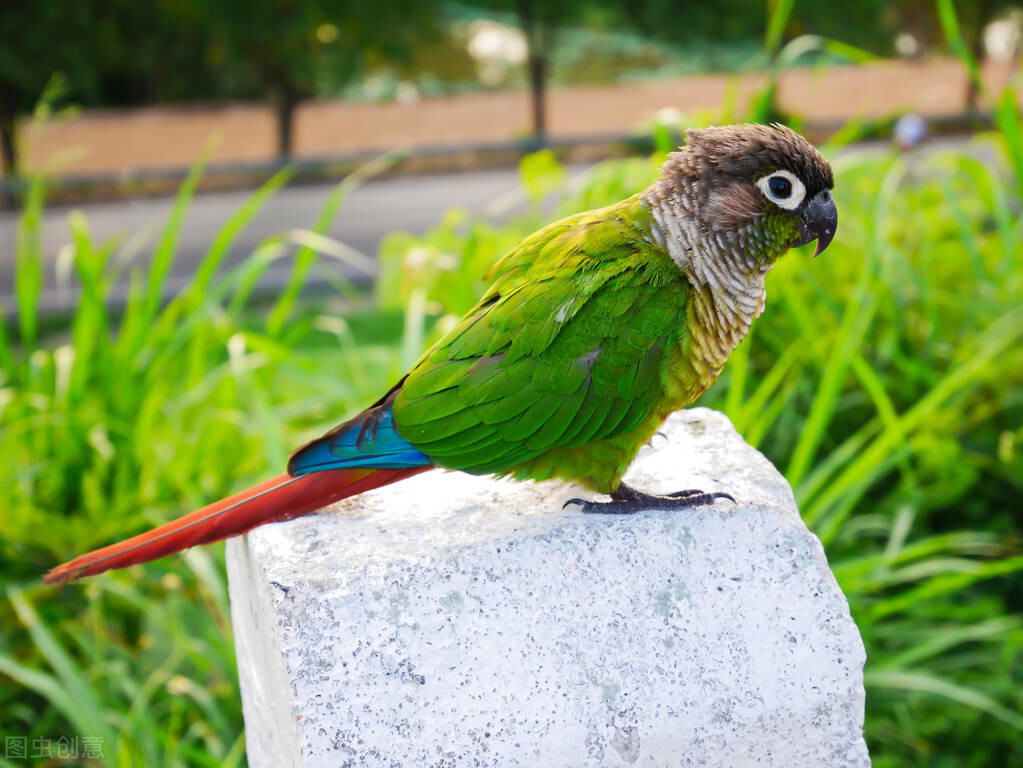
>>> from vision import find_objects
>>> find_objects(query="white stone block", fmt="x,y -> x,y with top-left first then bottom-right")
227,408 -> 869,767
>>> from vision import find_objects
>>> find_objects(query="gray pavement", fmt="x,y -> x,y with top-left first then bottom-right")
0,167 -> 539,315
0,135 -> 996,317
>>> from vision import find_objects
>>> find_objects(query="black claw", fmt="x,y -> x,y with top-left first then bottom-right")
565,483 -> 738,515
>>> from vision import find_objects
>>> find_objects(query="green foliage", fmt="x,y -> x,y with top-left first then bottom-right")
745,149 -> 1023,765
0,0 -> 225,175
0,159 -> 406,766
373,130 -> 1023,762
745,0 -> 880,127
2,561 -> 243,767
4,110 -> 1023,768
376,152 -> 663,340
0,0 -> 446,171
936,0 -> 983,93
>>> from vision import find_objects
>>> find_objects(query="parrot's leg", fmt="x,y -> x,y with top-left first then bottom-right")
563,483 -> 735,515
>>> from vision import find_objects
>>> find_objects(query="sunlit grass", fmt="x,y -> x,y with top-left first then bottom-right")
374,124 -> 1023,765
0,157 -> 404,767
2,97 -> 1022,768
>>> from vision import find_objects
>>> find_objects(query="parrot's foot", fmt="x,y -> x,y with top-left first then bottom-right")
562,482 -> 735,515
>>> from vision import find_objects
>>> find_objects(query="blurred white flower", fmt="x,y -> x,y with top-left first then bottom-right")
405,246 -> 430,268
161,572 -> 183,591
362,74 -> 388,101
167,675 -> 194,696
650,107 -> 683,129
985,11 -> 1022,61
396,81 -> 420,105
467,20 -> 528,86
894,33 -> 919,58
467,20 -> 527,64
653,107 -> 685,127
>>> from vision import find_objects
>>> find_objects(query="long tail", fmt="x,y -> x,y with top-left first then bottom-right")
44,467 -> 430,583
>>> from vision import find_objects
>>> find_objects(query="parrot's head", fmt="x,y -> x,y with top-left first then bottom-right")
650,123 -> 837,265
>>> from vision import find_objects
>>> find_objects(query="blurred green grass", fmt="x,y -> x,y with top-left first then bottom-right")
3,69 -> 1023,768
383,133 -> 1023,765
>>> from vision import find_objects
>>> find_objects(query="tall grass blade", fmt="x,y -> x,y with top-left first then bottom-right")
785,159 -> 903,489
866,671 -> 1023,730
165,166 -> 295,326
996,87 -> 1023,201
267,151 -> 401,335
142,151 -> 210,328
764,0 -> 796,56
0,297 -> 13,374
935,0 -> 983,101
5,588 -> 119,750
13,176 -> 46,358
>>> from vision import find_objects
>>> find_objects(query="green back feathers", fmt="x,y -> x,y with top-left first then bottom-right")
392,194 -> 689,476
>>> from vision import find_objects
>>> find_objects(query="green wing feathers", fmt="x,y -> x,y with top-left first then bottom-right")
392,194 -> 690,487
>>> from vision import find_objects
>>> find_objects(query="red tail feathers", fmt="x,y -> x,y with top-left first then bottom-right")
44,467 -> 430,583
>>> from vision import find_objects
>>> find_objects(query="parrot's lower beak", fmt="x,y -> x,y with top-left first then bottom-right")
793,189 -> 838,257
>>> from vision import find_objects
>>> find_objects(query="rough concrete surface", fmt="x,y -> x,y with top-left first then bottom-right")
227,408 -> 869,767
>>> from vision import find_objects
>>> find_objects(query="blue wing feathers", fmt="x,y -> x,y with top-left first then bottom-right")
288,404 -> 431,475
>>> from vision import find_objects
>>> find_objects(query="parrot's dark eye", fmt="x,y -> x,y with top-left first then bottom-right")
755,169 -> 806,211
769,176 -> 792,198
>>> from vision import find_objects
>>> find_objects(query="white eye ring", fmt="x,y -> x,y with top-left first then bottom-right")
756,170 -> 806,210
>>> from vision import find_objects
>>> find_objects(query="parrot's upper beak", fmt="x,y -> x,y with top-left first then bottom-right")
793,189 -> 838,257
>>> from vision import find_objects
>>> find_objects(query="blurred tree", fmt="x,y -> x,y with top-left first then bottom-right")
627,0 -> 1017,113
0,0 -> 443,176
623,0 -> 767,45
0,2 -> 95,180
0,0 -> 216,183
194,0 -> 442,160
938,0 -> 1015,110
516,0 -> 556,144
2,0 -> 1015,183
879,0 -> 1017,110
462,0 -> 599,145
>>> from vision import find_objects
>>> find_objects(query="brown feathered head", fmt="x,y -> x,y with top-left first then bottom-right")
653,123 -> 837,258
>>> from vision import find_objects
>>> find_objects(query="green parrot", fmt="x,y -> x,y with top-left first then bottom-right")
46,123 -> 836,583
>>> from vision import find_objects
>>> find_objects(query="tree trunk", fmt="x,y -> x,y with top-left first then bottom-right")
527,53 -> 547,145
515,0 -> 550,148
272,83 -> 300,161
965,0 -> 994,113
0,119 -> 15,177
0,108 -> 17,208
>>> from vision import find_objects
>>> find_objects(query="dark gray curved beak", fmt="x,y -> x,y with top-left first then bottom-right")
793,189 -> 837,257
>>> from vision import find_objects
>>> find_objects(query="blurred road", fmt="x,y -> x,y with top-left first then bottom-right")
0,135 -> 994,316
0,167 -> 541,315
